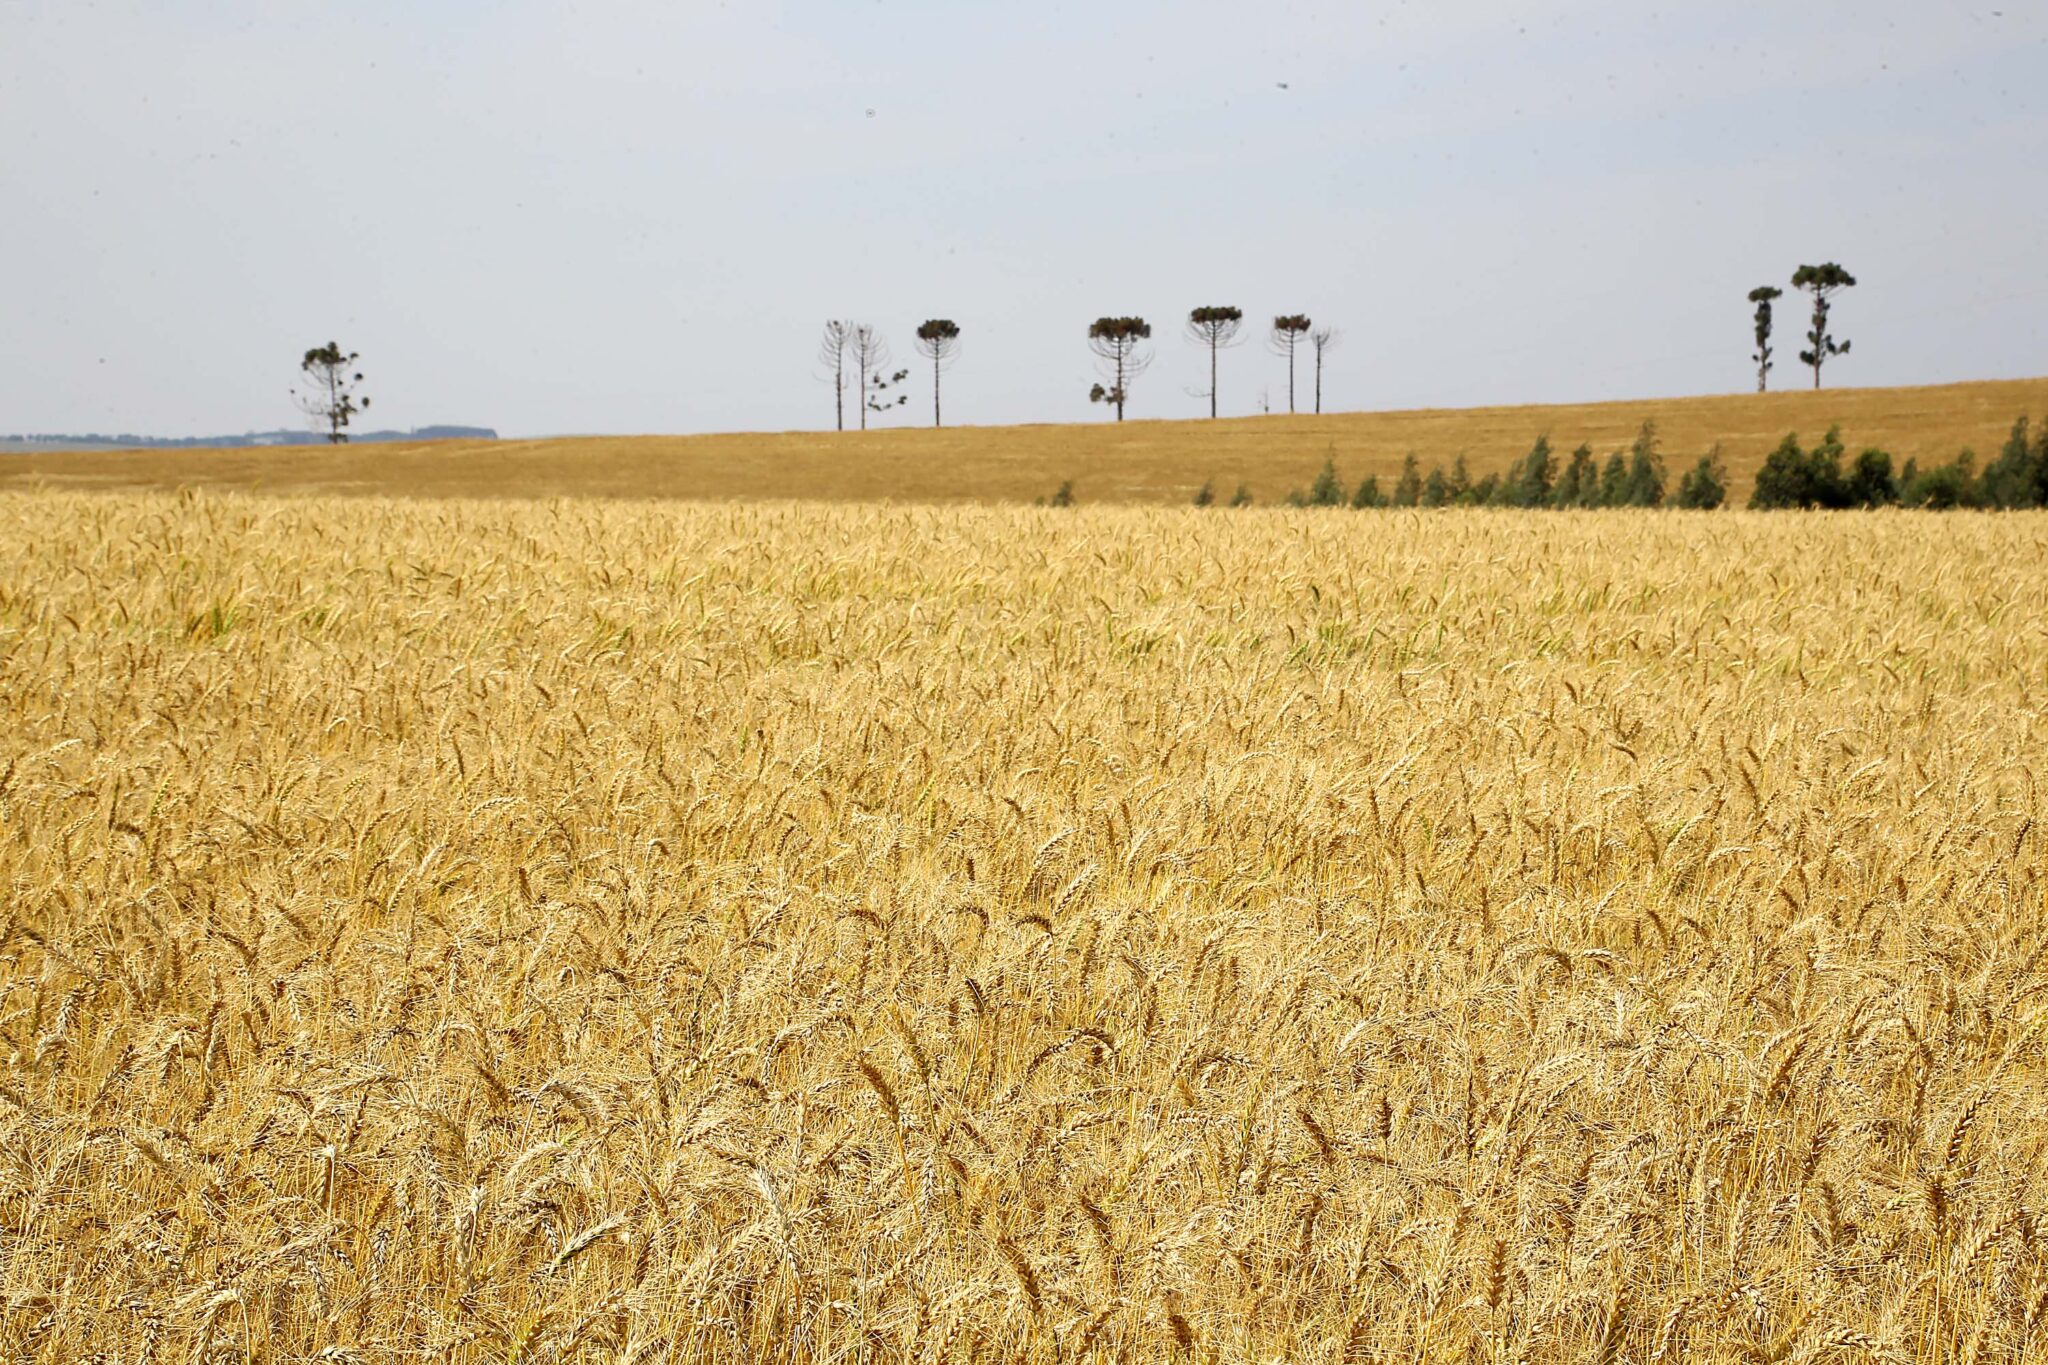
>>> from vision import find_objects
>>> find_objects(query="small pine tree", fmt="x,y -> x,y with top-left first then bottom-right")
1847,448 -> 1899,507
1750,433 -> 1812,509
1625,422 -> 1666,507
1674,449 -> 1727,509
1421,465 -> 1449,507
1392,454 -> 1423,507
1470,473 -> 1502,506
1049,480 -> 1075,507
1192,480 -> 1215,507
1553,444 -> 1594,508
1308,453 -> 1345,507
1952,449 -> 1981,507
1597,452 -> 1629,507
1229,483 -> 1254,508
1750,428 -> 1854,508
1810,426 -> 1853,508
1978,416 -> 2041,509
1510,435 -> 1554,508
1577,468 -> 1602,508
1351,474 -> 1384,508
1448,454 -> 1472,505
1901,452 -> 1978,509
2035,417 -> 2048,506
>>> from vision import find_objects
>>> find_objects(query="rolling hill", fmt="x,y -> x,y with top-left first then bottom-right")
5,378 -> 2044,506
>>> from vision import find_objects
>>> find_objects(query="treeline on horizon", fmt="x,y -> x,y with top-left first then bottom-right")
1168,414 -> 2048,512
0,425 -> 497,449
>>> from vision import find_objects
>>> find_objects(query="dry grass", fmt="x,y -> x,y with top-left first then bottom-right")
6,376 -> 2047,507
4,491 -> 2048,1362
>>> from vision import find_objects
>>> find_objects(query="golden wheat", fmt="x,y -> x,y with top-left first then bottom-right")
2,490 -> 2047,1362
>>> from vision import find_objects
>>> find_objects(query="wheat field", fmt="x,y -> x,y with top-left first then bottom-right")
4,490 -> 2048,1362
6,376 -> 2047,509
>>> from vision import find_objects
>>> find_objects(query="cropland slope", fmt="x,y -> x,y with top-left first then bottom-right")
5,376 -> 2045,505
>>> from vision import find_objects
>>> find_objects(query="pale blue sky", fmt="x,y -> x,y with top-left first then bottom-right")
3,1 -> 2044,437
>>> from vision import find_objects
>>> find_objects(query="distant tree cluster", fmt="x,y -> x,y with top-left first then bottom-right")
1193,412 -> 2048,513
1089,307 -> 1336,420
1233,423 -> 1718,511
1747,264 -> 1856,391
5,424 -> 497,449
1750,416 -> 2048,509
819,320 -> 954,429
799,260 -> 1887,434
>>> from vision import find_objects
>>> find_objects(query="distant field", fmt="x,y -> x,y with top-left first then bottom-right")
5,491 -> 2047,1361
6,376 -> 2046,505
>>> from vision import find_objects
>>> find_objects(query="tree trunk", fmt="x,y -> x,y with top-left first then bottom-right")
1209,342 -> 1217,419
1287,348 -> 1296,414
1810,299 -> 1825,390
933,353 -> 942,428
1314,350 -> 1323,414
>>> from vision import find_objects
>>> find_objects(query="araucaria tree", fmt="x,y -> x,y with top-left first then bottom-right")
1270,315 -> 1311,413
913,320 -> 961,428
848,324 -> 894,431
1792,264 -> 1856,389
1748,287 -> 1782,393
818,320 -> 853,431
1087,317 -> 1153,421
1185,306 -> 1243,419
292,342 -> 370,443
1309,326 -> 1338,414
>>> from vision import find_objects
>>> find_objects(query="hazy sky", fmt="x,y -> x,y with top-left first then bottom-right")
4,1 -> 2044,437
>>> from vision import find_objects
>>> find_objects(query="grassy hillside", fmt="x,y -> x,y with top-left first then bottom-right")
6,376 -> 2046,505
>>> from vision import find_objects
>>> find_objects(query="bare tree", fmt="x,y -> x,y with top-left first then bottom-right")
818,320 -> 853,431
914,319 -> 961,428
1185,306 -> 1244,419
1087,317 -> 1153,421
1308,326 -> 1338,414
848,324 -> 894,431
1270,315 -> 1311,414
291,342 -> 370,443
